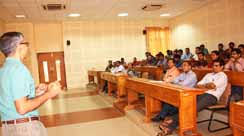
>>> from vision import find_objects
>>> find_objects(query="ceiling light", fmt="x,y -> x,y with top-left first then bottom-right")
160,13 -> 170,17
16,15 -> 26,18
68,13 -> 80,17
118,13 -> 128,17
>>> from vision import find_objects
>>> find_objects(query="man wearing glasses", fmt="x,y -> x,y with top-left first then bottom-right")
0,32 -> 62,136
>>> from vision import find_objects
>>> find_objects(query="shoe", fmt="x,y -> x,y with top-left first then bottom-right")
151,115 -> 162,122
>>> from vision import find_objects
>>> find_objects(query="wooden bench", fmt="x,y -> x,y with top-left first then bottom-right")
133,66 -> 163,80
125,77 -> 205,136
88,70 -> 103,91
230,100 -> 244,136
100,72 -> 128,101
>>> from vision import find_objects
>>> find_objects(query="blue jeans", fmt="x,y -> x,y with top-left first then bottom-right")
231,85 -> 243,101
158,103 -> 178,119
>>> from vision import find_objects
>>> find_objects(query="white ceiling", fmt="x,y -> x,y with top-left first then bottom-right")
0,0 -> 213,22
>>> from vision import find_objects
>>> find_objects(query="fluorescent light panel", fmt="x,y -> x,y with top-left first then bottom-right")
68,13 -> 80,17
118,13 -> 128,17
160,13 -> 170,17
16,15 -> 26,18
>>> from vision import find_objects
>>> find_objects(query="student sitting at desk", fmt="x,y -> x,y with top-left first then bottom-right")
163,58 -> 180,83
152,61 -> 197,122
157,59 -> 227,136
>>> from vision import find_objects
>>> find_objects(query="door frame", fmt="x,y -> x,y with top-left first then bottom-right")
37,51 -> 67,88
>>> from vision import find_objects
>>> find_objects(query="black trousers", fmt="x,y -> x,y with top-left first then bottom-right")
169,93 -> 217,130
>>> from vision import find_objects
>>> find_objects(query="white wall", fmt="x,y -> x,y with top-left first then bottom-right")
63,20 -> 168,88
170,0 -> 244,53
2,19 -> 168,88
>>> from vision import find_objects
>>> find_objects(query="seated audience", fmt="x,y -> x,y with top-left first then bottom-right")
225,42 -> 235,59
177,49 -> 183,58
132,57 -> 140,66
146,54 -> 157,66
166,50 -> 173,60
218,43 -> 225,58
194,52 -> 208,68
193,46 -> 201,60
111,61 -> 125,74
121,58 -> 126,65
152,61 -> 197,122
200,44 -> 209,55
173,54 -> 182,68
208,50 -> 220,68
163,59 -> 180,83
225,48 -> 244,101
156,53 -> 167,68
225,48 -> 244,71
238,44 -> 244,58
157,59 -> 227,136
126,63 -> 139,77
181,48 -> 193,60
105,60 -> 113,72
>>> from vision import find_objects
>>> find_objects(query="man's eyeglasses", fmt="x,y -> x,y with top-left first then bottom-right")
20,42 -> 29,47
213,64 -> 220,67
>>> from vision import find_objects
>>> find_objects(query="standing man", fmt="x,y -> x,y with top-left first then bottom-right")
0,32 -> 62,136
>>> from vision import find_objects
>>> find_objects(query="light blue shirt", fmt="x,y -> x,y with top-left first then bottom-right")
181,53 -> 193,60
0,58 -> 39,121
172,70 -> 197,88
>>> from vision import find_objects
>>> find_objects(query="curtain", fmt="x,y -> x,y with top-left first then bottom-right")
146,27 -> 170,56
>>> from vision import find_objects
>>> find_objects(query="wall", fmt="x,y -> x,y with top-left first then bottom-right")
170,0 -> 244,53
34,23 -> 63,52
63,20 -> 168,88
3,20 -> 167,88
0,20 -> 5,65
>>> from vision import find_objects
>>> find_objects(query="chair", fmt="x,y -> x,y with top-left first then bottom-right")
197,83 -> 231,132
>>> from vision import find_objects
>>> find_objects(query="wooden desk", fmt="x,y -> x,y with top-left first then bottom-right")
125,77 -> 205,136
88,70 -> 102,90
230,100 -> 244,136
133,66 -> 163,80
100,72 -> 128,101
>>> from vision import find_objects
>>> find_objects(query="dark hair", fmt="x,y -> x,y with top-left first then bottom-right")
211,50 -> 219,56
186,48 -> 190,50
178,49 -> 183,53
238,44 -> 244,48
167,58 -> 176,64
213,59 -> 225,66
174,54 -> 181,59
218,43 -> 224,47
0,32 -> 24,57
197,52 -> 204,56
229,42 -> 235,48
232,48 -> 241,54
182,61 -> 192,67
200,44 -> 205,48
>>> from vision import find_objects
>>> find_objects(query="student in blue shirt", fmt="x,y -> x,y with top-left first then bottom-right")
151,61 -> 197,122
0,32 -> 62,136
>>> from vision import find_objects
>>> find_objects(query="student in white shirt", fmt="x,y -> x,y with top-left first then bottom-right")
111,61 -> 125,74
157,59 -> 228,136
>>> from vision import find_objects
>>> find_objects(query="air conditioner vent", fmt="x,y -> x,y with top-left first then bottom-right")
42,4 -> 66,11
142,4 -> 163,11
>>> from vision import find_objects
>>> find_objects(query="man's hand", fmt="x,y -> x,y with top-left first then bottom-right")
36,83 -> 48,96
195,84 -> 206,89
205,83 -> 216,90
47,81 -> 62,99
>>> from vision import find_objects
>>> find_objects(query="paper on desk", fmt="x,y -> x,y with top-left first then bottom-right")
149,80 -> 163,84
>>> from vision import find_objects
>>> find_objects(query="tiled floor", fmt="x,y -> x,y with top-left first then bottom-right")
0,87 -> 234,136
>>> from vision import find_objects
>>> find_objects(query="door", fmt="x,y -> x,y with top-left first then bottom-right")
37,52 -> 67,89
